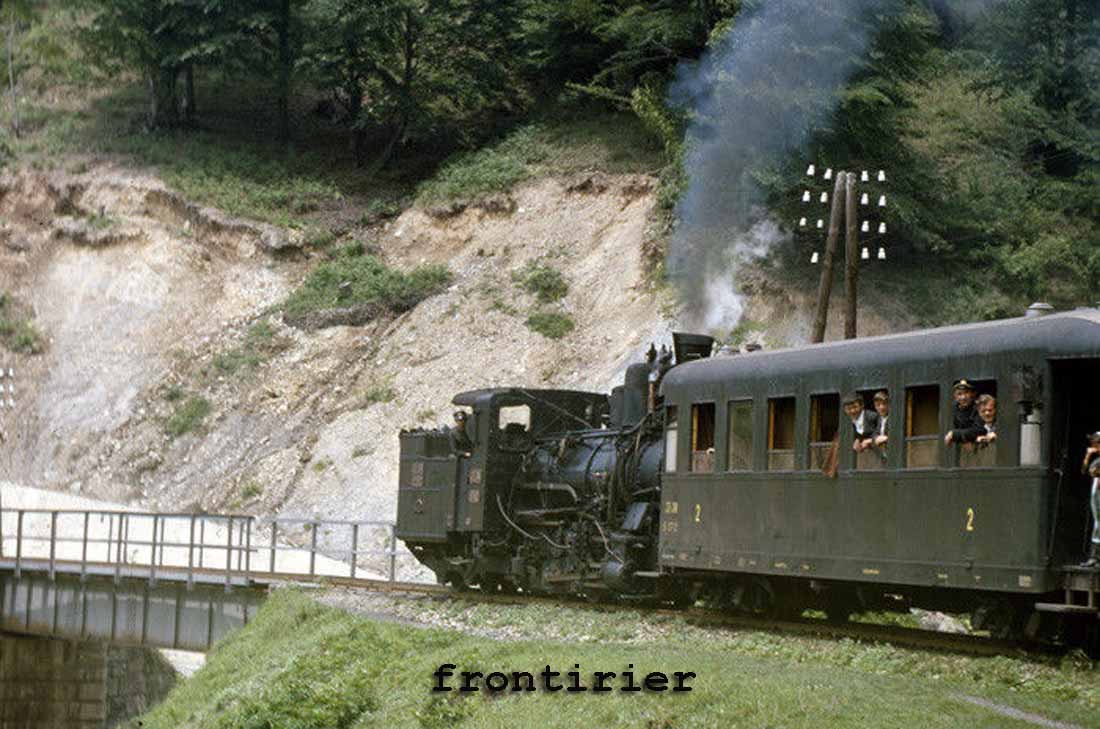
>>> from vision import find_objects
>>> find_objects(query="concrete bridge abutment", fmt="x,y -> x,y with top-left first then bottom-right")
0,633 -> 175,729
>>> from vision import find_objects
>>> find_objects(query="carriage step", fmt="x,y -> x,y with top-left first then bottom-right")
1035,602 -> 1099,615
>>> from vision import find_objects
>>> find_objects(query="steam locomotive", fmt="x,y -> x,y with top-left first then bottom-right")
396,309 -> 1100,654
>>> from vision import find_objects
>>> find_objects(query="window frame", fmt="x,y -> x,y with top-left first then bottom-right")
766,395 -> 798,472
726,398 -> 755,472
808,392 -> 840,474
904,383 -> 942,470
689,401 -> 718,474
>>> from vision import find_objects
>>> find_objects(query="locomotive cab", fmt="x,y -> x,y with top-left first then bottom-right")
396,387 -> 609,584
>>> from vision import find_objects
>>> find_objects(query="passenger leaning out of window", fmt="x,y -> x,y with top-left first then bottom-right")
844,392 -> 879,453
867,390 -> 890,450
974,395 -> 997,447
944,379 -> 984,446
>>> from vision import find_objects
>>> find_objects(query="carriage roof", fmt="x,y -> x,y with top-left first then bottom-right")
662,308 -> 1100,394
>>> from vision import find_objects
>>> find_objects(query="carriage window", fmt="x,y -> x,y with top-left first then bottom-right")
665,406 -> 678,473
767,397 -> 796,470
690,403 -> 716,472
960,380 -> 998,469
905,385 -> 940,468
856,389 -> 889,471
728,400 -> 754,471
808,394 -> 839,471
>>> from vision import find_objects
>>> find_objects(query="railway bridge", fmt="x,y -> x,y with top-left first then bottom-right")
0,506 -> 405,729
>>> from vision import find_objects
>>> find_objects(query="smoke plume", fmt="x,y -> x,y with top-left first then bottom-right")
668,0 -> 899,332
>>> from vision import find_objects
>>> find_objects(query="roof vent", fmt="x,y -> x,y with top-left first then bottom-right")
1025,302 -> 1054,318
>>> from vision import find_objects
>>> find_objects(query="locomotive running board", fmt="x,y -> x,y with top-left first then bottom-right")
1034,603 -> 1098,615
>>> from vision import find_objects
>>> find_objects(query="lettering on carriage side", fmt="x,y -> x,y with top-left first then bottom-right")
1018,575 -> 1032,588
862,568 -> 880,576
664,501 -> 679,515
937,573 -> 949,581
965,508 -> 975,532
694,504 -> 702,523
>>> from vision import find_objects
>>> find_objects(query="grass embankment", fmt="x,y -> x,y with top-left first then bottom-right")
139,590 -> 1098,729
282,244 -> 452,321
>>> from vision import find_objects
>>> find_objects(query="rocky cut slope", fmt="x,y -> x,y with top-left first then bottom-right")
0,165 -> 669,573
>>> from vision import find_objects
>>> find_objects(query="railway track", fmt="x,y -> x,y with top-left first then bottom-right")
301,575 -> 1042,658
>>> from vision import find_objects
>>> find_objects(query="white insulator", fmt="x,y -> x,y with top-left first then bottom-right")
802,190 -> 811,203
861,193 -> 869,205
878,170 -> 886,182
861,170 -> 869,182
824,168 -> 833,180
861,221 -> 870,233
816,219 -> 825,229
861,247 -> 870,260
799,217 -> 808,227
807,164 -> 816,176
878,222 -> 887,235
878,194 -> 887,207
811,251 -> 820,264
877,247 -> 886,260
820,192 -> 829,204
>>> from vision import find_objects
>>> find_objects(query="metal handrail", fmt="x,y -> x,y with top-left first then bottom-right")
0,508 -> 408,587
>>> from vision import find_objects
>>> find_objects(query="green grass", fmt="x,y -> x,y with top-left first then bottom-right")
513,262 -> 569,304
360,378 -> 398,407
208,321 -> 286,377
283,247 -> 451,320
138,590 -> 1098,729
416,111 -> 663,204
165,396 -> 212,438
525,311 -> 575,339
0,293 -> 45,354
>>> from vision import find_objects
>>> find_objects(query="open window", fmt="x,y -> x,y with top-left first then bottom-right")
497,405 -> 532,452
728,400 -> 754,471
664,406 -> 678,473
958,380 -> 998,468
905,385 -> 940,468
690,403 -> 716,472
767,397 -> 796,471
808,394 -> 839,471
856,389 -> 889,471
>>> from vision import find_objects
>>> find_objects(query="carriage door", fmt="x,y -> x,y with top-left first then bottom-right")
1050,360 -> 1100,561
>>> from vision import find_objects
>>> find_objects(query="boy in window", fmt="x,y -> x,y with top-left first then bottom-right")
843,392 -> 879,452
944,379 -> 983,446
975,395 -> 997,447
868,391 -> 890,450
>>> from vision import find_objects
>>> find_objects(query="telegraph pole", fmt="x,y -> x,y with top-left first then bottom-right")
811,172 -> 846,344
804,167 -> 888,343
844,172 -> 859,339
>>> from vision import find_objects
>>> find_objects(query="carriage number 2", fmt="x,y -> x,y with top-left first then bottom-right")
965,508 -> 975,532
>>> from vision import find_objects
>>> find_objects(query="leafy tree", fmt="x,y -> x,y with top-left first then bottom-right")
302,0 -> 526,167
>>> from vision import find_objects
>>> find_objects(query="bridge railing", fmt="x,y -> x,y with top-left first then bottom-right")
0,508 -> 409,588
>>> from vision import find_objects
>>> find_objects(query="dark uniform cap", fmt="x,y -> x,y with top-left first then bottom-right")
1087,431 -> 1100,443
453,411 -> 468,421
952,379 -> 976,392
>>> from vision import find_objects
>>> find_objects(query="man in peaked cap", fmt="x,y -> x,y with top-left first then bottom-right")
944,379 -> 984,446
1079,432 -> 1100,568
450,410 -> 475,457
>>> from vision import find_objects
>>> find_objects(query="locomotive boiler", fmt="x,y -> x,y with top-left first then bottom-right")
396,333 -> 713,597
